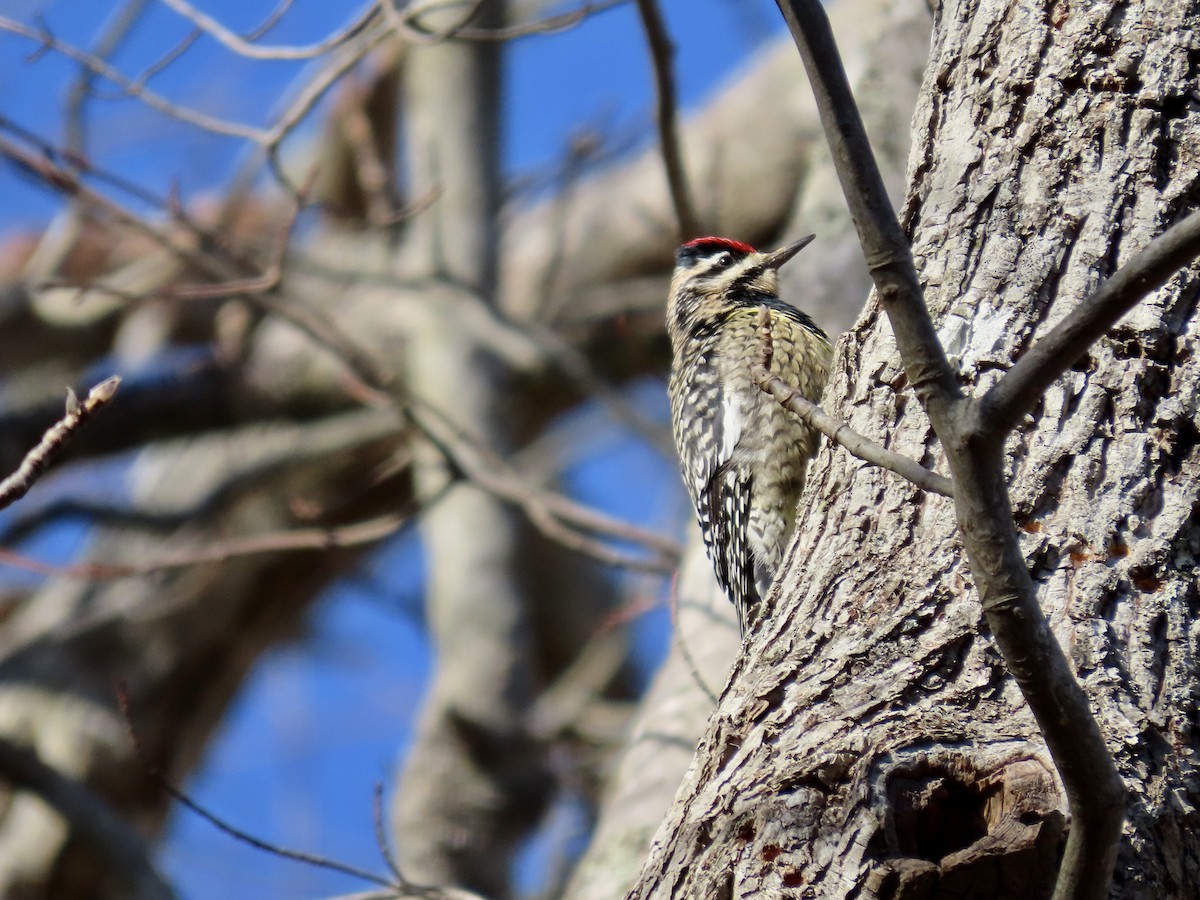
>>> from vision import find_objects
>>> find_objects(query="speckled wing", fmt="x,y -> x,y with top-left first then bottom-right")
700,460 -> 758,635
668,344 -> 760,630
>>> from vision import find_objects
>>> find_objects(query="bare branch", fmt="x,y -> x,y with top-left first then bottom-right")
117,685 -> 398,890
980,208 -> 1200,437
395,0 -> 491,44
170,168 -> 314,300
64,0 -> 150,159
634,0 -> 701,239
0,132 -> 396,392
373,783 -> 404,884
0,378 -> 121,513
155,0 -> 376,60
260,27 -> 391,148
0,511 -> 407,581
776,3 -> 1125,897
409,401 -> 682,572
773,0 -> 959,419
0,12 -> 387,162
244,0 -> 297,40
121,28 -> 199,93
755,305 -> 952,496
453,0 -> 628,41
0,16 -> 269,141
0,738 -> 176,900
753,364 -> 953,497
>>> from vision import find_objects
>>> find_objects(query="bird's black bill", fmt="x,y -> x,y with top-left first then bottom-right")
762,234 -> 816,270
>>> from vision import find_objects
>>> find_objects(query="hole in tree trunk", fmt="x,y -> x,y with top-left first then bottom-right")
869,753 -> 1064,899
888,773 -> 988,862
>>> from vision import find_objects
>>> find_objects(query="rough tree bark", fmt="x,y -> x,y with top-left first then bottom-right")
560,2 -> 932,896
629,0 -> 1200,897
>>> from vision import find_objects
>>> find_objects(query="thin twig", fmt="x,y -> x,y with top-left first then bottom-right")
634,0 -> 700,240
398,0 -> 491,44
755,306 -> 951,496
0,16 -> 268,141
669,574 -> 719,705
753,365 -> 953,497
244,0 -> 296,40
0,133 -> 396,393
0,114 -> 215,243
0,512 -> 407,580
0,377 -> 121,513
126,28 -> 200,92
169,167 -> 315,300
115,686 -> 395,890
0,13 -> 388,158
980,208 -> 1200,437
64,0 -> 150,160
373,783 -> 405,883
261,26 -> 391,148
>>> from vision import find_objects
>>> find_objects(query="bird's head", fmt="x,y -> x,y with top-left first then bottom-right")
667,235 -> 814,336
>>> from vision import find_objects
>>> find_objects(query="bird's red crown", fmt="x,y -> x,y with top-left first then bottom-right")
681,236 -> 757,255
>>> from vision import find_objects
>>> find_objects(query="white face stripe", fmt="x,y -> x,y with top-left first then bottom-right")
683,251 -> 760,282
678,251 -> 775,300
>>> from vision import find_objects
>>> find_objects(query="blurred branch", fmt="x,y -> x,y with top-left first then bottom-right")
246,0 -> 297,40
65,0 -> 150,158
0,115 -> 212,238
411,400 -> 681,572
634,0 -> 700,239
454,0 -> 628,40
0,13 -> 388,167
0,511 -> 408,580
0,16 -> 267,141
119,28 -> 199,94
0,131 -> 396,391
156,0 -> 376,60
384,0 -> 490,44
170,169 -> 313,300
0,377 -> 121,512
2,128 -> 671,571
0,738 -> 176,900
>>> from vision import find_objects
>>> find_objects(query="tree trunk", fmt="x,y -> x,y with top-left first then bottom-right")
628,0 -> 1200,896
389,4 -> 553,896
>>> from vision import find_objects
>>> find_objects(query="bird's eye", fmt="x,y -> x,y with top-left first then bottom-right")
715,253 -> 733,268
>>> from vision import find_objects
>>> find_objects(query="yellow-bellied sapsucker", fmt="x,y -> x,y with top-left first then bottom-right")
667,235 -> 832,637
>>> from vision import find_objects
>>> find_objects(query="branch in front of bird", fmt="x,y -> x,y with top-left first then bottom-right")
749,321 -> 953,498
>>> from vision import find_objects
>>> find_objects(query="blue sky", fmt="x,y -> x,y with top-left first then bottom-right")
0,1 -> 784,895
1,0 -> 781,229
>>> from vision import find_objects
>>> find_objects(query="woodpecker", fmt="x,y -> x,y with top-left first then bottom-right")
667,235 -> 831,637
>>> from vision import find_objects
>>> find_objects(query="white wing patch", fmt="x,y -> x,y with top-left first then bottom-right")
719,390 -> 743,462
